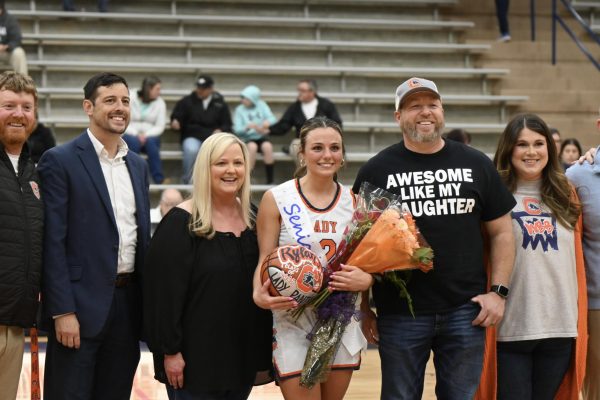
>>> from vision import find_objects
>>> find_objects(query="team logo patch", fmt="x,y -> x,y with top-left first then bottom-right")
522,197 -> 542,215
408,79 -> 422,88
29,181 -> 41,200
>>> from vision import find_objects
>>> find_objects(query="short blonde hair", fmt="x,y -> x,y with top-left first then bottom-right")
188,132 -> 253,238
0,71 -> 38,106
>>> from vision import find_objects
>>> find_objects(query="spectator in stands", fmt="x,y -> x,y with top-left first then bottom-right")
353,77 -> 515,400
445,128 -> 471,145
123,76 -> 168,184
28,117 -> 56,164
233,85 -> 277,184
63,0 -> 109,12
551,127 -> 562,154
495,0 -> 511,42
38,72 -> 150,399
566,108 -> 600,400
560,138 -> 582,170
0,2 -> 28,75
269,79 -> 342,165
150,188 -> 183,227
171,75 -> 232,183
0,71 -> 43,400
144,133 -> 273,400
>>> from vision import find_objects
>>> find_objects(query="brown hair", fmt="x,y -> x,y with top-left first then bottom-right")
293,116 -> 345,179
493,113 -> 580,229
0,71 -> 38,106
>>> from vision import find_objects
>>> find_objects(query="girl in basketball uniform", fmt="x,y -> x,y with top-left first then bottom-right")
253,116 -> 372,400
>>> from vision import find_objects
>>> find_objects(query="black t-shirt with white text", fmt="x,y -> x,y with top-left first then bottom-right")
353,139 -> 515,315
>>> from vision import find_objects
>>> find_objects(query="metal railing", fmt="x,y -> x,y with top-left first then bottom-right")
552,0 -> 600,70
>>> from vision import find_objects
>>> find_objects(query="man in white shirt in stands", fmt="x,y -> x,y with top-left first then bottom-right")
268,79 -> 342,165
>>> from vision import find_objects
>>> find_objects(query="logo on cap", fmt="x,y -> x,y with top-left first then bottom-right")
408,79 -> 423,88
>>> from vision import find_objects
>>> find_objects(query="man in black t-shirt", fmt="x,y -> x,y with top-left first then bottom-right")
353,77 -> 516,400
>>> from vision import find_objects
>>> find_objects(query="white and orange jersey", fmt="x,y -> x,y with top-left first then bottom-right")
276,179 -> 355,266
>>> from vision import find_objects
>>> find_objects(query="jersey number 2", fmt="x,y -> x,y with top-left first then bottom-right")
319,239 -> 337,262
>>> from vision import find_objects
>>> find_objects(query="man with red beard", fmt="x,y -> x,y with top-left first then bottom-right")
353,77 -> 516,400
38,72 -> 150,399
0,71 -> 43,400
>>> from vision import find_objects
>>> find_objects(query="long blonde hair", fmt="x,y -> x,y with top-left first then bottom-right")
188,132 -> 253,238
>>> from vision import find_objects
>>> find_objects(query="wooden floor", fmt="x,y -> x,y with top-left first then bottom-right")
17,348 -> 438,399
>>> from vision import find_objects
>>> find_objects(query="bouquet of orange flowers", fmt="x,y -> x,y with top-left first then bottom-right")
298,182 -> 434,388
307,182 -> 434,312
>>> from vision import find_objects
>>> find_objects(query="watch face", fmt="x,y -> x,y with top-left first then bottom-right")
492,285 -> 509,297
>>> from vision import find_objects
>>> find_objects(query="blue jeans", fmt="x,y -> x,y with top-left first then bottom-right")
497,338 -> 573,400
122,134 -> 164,184
166,385 -> 252,400
377,301 -> 485,400
182,137 -> 202,184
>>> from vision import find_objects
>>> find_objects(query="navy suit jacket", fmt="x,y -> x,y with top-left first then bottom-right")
37,131 -> 150,338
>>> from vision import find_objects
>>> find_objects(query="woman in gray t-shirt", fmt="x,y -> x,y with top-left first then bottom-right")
489,113 -> 586,399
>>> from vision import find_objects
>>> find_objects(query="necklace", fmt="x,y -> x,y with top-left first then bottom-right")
296,178 -> 340,212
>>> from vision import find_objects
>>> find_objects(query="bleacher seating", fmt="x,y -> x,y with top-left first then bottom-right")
6,0 -> 528,202
571,0 -> 600,33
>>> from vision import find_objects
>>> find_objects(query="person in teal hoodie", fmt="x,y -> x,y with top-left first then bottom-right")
233,85 -> 277,184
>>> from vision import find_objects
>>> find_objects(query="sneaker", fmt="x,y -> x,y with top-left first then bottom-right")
497,34 -> 511,42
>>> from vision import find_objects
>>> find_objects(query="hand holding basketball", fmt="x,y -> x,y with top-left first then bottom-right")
259,245 -> 324,307
253,280 -> 298,311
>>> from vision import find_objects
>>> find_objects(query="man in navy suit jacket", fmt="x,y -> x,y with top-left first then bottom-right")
37,72 -> 150,399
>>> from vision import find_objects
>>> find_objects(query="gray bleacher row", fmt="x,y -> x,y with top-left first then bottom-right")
21,33 -> 490,69
13,0 -> 462,23
572,1 -> 600,33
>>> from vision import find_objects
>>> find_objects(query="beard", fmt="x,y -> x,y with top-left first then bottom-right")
401,119 -> 445,143
0,126 -> 33,150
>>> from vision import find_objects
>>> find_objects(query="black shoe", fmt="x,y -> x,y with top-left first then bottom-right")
281,145 -> 290,155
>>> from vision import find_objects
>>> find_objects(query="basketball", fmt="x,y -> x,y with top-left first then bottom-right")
260,245 -> 324,305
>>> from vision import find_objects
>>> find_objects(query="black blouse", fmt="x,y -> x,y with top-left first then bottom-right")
143,207 -> 273,393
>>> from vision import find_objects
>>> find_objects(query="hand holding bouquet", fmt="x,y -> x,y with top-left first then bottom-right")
310,182 -> 434,312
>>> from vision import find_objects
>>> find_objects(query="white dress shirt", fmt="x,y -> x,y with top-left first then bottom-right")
87,130 -> 138,274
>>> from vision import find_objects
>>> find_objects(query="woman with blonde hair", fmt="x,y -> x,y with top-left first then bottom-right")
144,132 -> 273,400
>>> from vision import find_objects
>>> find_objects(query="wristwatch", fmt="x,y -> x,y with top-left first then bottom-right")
490,284 -> 510,299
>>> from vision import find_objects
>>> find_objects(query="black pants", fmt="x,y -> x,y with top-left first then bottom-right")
44,283 -> 141,400
495,0 -> 510,35
166,385 -> 253,400
497,337 -> 574,400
